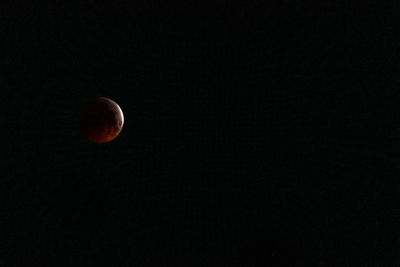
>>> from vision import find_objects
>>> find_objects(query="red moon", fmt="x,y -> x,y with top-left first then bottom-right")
79,97 -> 124,143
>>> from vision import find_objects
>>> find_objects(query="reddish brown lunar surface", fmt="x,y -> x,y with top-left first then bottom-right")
79,97 -> 124,143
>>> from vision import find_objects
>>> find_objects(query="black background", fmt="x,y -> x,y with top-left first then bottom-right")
2,1 -> 400,266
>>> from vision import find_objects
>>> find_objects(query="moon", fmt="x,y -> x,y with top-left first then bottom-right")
79,97 -> 124,143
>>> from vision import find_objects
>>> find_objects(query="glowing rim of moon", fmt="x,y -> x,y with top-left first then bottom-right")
99,96 -> 124,127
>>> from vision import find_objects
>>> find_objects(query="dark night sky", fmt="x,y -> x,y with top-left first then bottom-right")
2,1 -> 400,266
